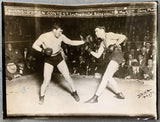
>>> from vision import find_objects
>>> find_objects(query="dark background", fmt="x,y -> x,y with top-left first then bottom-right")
4,15 -> 155,45
3,15 -> 156,74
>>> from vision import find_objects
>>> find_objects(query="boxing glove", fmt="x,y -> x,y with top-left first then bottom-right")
42,48 -> 53,56
108,44 -> 117,52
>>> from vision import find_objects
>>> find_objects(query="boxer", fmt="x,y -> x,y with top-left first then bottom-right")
85,26 -> 126,103
32,23 -> 85,104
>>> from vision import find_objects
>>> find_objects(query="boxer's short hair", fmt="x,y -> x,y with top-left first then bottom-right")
52,23 -> 62,30
95,26 -> 106,31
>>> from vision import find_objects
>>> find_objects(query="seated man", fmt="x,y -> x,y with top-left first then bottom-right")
6,62 -> 21,80
13,49 -> 23,63
125,61 -> 143,80
125,53 -> 137,68
5,44 -> 23,79
137,53 -> 146,69
5,43 -> 14,63
143,59 -> 154,80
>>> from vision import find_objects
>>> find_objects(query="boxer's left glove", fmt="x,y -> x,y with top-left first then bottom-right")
42,48 -> 53,57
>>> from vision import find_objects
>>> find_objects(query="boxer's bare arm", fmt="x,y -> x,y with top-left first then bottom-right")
114,33 -> 127,46
62,35 -> 84,46
32,35 -> 44,52
90,43 -> 104,59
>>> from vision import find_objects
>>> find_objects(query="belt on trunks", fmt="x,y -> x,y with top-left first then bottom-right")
51,49 -> 61,57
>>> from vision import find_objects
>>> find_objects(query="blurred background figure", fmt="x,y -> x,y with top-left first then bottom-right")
125,61 -> 143,80
13,49 -> 23,63
23,47 -> 29,61
137,54 -> 146,69
143,59 -> 154,80
5,43 -> 14,63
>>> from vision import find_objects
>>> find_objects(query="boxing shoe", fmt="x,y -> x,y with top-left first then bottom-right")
39,96 -> 45,105
85,95 -> 98,103
116,92 -> 125,99
71,91 -> 80,102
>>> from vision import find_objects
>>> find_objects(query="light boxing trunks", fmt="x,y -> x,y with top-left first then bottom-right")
45,51 -> 63,66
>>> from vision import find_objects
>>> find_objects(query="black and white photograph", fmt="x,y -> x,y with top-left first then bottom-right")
2,1 -> 158,119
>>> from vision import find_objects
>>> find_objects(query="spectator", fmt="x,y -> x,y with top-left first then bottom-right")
125,53 -> 137,68
139,46 -> 147,61
137,54 -> 146,69
88,57 -> 97,75
130,48 -> 137,59
145,42 -> 152,61
125,61 -> 143,80
6,62 -> 21,80
13,49 -> 23,63
114,59 -> 128,78
150,48 -> 156,63
145,42 -> 152,54
143,59 -> 154,80
23,48 -> 29,61
77,56 -> 86,75
5,43 -> 14,63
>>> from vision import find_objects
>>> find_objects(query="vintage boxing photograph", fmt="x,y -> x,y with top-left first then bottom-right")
2,1 -> 158,119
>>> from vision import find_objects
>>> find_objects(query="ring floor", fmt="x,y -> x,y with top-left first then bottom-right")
5,73 -> 157,118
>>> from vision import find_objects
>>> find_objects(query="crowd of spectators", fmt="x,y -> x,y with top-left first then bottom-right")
5,43 -> 36,80
5,38 -> 156,81
62,38 -> 156,80
115,42 -> 155,80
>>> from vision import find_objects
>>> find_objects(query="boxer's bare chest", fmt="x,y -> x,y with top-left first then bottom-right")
44,34 -> 62,48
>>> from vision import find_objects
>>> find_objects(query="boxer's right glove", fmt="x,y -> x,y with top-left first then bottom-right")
87,47 -> 92,53
108,44 -> 117,52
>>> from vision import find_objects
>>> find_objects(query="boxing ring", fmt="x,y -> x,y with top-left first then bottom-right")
6,73 -> 156,117
3,2 -> 157,119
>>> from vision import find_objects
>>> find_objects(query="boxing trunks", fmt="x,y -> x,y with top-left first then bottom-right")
45,50 -> 63,66
110,48 -> 124,64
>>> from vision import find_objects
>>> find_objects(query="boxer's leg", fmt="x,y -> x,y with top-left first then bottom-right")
107,77 -> 120,94
57,60 -> 75,92
96,60 -> 119,96
57,60 -> 80,102
85,60 -> 119,103
107,78 -> 125,99
106,62 -> 125,99
40,62 -> 54,104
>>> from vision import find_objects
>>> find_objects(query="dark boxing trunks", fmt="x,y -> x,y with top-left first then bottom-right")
45,52 -> 63,66
110,48 -> 124,64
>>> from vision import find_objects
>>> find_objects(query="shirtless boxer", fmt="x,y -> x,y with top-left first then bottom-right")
32,23 -> 85,104
86,26 -> 126,103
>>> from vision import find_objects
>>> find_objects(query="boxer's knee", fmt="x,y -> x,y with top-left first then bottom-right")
101,73 -> 109,81
42,79 -> 50,87
64,73 -> 72,81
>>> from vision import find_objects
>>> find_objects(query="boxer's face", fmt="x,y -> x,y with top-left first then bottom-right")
53,28 -> 63,38
95,28 -> 104,38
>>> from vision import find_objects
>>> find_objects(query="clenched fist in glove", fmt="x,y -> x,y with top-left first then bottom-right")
42,48 -> 53,57
108,44 -> 117,52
